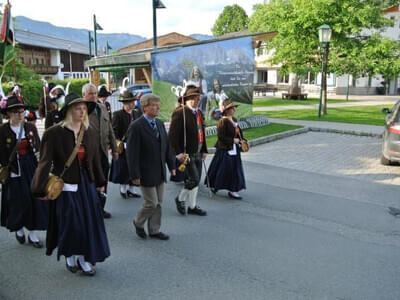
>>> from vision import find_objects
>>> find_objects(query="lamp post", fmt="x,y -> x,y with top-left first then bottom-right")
88,31 -> 94,57
68,44 -> 72,78
318,24 -> 332,117
152,0 -> 166,48
93,14 -> 103,56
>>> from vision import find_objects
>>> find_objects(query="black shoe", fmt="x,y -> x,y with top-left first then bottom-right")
66,260 -> 79,273
187,206 -> 207,216
127,191 -> 141,198
175,196 -> 186,215
228,192 -> 242,200
77,259 -> 96,276
28,235 -> 43,248
103,210 -> 112,219
133,220 -> 147,239
149,232 -> 170,240
15,232 -> 25,244
120,192 -> 127,199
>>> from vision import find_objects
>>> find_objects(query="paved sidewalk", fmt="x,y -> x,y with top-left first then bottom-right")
254,100 -> 396,112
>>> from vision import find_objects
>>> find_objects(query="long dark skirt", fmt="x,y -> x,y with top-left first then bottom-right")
1,154 -> 48,231
206,148 -> 246,192
55,168 -> 110,265
109,152 -> 130,184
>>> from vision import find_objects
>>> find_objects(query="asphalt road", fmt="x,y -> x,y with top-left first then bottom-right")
1,132 -> 400,300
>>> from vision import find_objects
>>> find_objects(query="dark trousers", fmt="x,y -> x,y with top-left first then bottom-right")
99,152 -> 110,209
184,153 -> 203,190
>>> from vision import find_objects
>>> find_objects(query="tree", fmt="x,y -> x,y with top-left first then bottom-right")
212,5 -> 249,37
249,0 -> 396,115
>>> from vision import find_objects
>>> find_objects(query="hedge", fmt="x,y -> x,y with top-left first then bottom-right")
2,78 -> 106,109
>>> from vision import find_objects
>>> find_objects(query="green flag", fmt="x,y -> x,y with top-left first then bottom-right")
0,3 -> 15,70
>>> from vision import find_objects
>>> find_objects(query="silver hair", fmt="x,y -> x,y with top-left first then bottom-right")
82,83 -> 97,97
140,93 -> 160,108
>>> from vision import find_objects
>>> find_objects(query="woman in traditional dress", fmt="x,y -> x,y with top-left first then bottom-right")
109,90 -> 141,198
31,93 -> 110,276
0,95 -> 47,247
205,100 -> 246,199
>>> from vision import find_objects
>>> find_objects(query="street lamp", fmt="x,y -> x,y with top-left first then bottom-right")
93,14 -> 103,56
153,0 -> 166,48
318,24 -> 332,117
68,44 -> 72,79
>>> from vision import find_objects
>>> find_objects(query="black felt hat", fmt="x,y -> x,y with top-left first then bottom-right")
59,93 -> 96,119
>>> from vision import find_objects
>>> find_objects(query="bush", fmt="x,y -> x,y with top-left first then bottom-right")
1,78 -> 106,109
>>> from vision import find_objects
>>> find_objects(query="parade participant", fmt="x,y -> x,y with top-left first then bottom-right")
0,95 -> 47,247
169,85 -> 207,216
205,100 -> 246,199
44,85 -> 65,129
109,90 -> 141,198
31,93 -> 110,276
26,109 -> 38,125
82,83 -> 118,219
127,93 -> 175,239
97,85 -> 112,120
38,82 -> 56,119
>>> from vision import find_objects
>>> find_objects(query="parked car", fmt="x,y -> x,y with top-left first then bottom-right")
111,83 -> 151,111
381,100 -> 400,165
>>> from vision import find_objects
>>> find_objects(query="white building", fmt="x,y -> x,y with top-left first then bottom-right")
254,4 -> 400,95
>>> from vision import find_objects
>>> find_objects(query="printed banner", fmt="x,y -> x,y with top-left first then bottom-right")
151,36 -> 254,122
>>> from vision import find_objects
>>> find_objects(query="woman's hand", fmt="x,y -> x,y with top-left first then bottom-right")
97,186 -> 105,193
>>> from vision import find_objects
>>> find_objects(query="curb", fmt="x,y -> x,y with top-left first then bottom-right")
207,127 -> 308,154
307,127 -> 383,138
206,125 -> 383,154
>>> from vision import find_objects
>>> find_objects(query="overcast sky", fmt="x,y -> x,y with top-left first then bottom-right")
11,0 -> 263,38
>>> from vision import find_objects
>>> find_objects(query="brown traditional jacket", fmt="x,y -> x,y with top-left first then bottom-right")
0,122 -> 40,173
30,124 -> 106,197
168,106 -> 207,155
88,101 -> 118,157
215,117 -> 244,150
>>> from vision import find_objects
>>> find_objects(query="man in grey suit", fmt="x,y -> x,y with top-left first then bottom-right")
126,93 -> 175,240
83,83 -> 118,219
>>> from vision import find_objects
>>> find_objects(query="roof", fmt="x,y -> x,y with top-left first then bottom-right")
15,29 -> 89,55
384,4 -> 399,14
86,31 -> 278,71
118,32 -> 197,53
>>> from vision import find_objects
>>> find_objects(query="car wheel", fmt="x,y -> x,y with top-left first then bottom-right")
381,155 -> 393,166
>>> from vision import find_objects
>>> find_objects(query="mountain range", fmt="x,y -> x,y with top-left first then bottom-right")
14,16 -> 213,51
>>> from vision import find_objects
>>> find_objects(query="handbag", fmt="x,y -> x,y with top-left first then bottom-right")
0,124 -> 24,184
238,129 -> 250,152
44,126 -> 85,200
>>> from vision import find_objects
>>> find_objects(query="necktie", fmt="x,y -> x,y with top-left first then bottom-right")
150,120 -> 159,138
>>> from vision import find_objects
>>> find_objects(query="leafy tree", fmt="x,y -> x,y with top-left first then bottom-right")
249,0 -> 397,115
212,4 -> 249,37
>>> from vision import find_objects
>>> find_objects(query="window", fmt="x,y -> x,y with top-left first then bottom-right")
278,73 -> 289,84
258,70 -> 268,83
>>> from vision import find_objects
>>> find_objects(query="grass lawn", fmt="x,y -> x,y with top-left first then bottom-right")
206,123 -> 302,147
253,97 -> 348,107
256,105 -> 388,126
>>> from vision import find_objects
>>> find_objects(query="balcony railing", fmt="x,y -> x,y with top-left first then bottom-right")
30,65 -> 59,74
